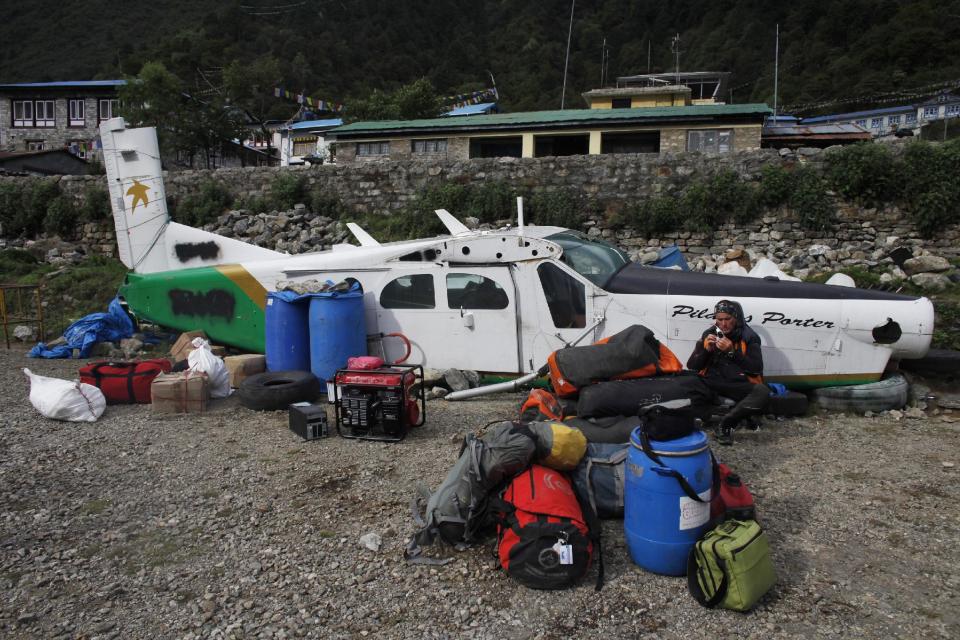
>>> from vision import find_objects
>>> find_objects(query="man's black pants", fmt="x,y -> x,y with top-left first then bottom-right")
700,377 -> 769,428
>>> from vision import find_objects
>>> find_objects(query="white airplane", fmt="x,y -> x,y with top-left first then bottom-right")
100,118 -> 933,390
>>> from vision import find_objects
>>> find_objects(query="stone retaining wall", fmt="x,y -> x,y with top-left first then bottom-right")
3,145 -> 958,282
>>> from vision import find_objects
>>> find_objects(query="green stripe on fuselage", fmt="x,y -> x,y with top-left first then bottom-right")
120,266 -> 266,352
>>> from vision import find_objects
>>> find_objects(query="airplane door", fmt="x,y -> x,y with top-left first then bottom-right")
515,261 -> 597,372
374,266 -> 520,373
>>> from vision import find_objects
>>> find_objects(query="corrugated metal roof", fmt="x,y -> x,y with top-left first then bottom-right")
444,102 -> 497,116
0,80 -> 126,89
329,104 -> 771,137
286,118 -> 343,131
801,105 -> 914,123
763,123 -> 872,139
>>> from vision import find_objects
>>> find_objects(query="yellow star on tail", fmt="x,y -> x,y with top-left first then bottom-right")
126,179 -> 150,213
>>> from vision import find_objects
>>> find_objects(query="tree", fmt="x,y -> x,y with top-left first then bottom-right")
119,61 -> 248,169
346,78 -> 444,122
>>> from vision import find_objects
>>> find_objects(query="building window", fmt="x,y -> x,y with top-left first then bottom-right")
923,106 -> 939,119
292,137 -> 316,156
69,99 -> 85,126
854,119 -> 867,127
611,97 -> 632,109
357,141 -> 390,156
26,140 -> 44,151
12,100 -> 33,127
99,99 -> 119,121
888,115 -> 901,126
905,113 -> 917,124
871,117 -> 883,129
687,129 -> 734,153
34,100 -> 55,127
947,105 -> 960,117
411,138 -> 447,154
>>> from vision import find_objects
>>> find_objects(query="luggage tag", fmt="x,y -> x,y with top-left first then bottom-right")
552,540 -> 573,565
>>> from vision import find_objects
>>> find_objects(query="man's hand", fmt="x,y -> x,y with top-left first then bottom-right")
716,336 -> 735,353
704,334 -> 718,352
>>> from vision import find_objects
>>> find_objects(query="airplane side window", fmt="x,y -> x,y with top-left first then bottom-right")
446,273 -> 509,310
537,263 -> 586,328
380,274 -> 435,309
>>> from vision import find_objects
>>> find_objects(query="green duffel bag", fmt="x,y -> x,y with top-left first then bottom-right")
687,519 -> 777,612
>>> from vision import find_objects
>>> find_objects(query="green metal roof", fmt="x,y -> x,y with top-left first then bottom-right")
329,104 -> 772,138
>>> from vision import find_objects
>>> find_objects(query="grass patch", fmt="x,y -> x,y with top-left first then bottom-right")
317,529 -> 336,538
79,498 -> 111,515
200,489 -> 220,499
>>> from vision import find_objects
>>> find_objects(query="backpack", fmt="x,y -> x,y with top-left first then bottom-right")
710,459 -> 756,526
495,464 -> 599,590
571,442 -> 629,519
519,388 -> 569,422
406,422 -> 538,562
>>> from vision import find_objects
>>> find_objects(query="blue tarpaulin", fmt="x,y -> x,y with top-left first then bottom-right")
28,296 -> 135,359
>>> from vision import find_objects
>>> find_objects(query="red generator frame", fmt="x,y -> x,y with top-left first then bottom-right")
334,364 -> 425,442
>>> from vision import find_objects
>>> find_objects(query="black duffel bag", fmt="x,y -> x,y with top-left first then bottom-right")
576,374 -> 713,419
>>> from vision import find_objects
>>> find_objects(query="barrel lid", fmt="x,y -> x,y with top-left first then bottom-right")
630,427 -> 708,455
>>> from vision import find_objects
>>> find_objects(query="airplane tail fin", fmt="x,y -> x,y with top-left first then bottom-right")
100,118 -> 283,274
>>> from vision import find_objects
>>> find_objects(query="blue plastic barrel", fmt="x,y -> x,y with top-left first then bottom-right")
624,428 -> 713,576
308,290 -> 366,382
265,292 -> 311,372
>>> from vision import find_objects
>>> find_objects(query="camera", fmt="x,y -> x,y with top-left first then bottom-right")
715,327 -> 725,339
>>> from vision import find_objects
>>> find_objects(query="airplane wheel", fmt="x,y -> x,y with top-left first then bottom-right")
239,370 -> 322,411
811,374 -> 909,413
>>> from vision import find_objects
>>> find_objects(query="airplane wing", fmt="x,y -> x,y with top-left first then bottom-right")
346,222 -> 381,247
435,209 -> 471,236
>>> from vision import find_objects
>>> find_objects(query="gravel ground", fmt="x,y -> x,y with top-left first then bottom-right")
3,347 -> 959,640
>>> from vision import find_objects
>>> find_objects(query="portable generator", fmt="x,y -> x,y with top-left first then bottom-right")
334,364 -> 425,442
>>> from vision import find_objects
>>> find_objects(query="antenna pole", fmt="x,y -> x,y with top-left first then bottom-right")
561,0 -> 576,109
773,23 -> 779,121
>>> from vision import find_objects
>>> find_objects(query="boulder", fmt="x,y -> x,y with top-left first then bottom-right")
443,368 -> 470,392
903,255 -> 950,276
910,273 -> 951,291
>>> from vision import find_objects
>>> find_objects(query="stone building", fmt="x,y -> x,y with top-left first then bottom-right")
0,80 -> 125,160
329,103 -> 770,163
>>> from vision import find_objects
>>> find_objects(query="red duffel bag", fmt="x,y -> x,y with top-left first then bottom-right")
79,359 -> 173,404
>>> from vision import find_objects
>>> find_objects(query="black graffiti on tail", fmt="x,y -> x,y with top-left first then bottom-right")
174,242 -> 220,262
169,289 -> 235,320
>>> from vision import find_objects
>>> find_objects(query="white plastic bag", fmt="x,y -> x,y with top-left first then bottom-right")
187,337 -> 231,398
23,368 -> 106,422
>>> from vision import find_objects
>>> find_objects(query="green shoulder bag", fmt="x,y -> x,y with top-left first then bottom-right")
687,518 -> 777,612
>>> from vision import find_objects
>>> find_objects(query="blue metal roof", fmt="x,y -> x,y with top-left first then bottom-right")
0,80 -> 126,89
286,118 -> 343,131
444,102 -> 497,116
802,105 -> 914,123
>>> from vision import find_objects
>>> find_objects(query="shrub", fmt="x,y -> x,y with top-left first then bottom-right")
177,180 -> 233,227
624,197 -> 682,236
309,189 -> 345,219
43,196 -> 79,238
465,181 -> 515,223
79,184 -> 111,222
269,173 -> 307,210
412,183 -> 470,219
528,189 -> 583,229
824,142 -> 902,207
0,182 -> 25,235
5,180 -> 63,237
900,140 -> 960,237
788,166 -> 834,231
757,164 -> 793,208
0,248 -> 40,279
235,194 -> 269,214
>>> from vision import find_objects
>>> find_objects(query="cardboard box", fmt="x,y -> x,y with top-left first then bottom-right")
225,354 -> 266,388
151,371 -> 210,413
170,330 -> 207,363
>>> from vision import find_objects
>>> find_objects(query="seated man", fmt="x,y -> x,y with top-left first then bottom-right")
686,299 -> 769,444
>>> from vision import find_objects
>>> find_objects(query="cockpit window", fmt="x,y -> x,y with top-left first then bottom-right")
546,231 -> 630,287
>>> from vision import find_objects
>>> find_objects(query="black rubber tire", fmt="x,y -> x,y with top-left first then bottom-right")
238,370 -> 322,411
765,391 -> 809,416
899,349 -> 960,379
811,374 -> 909,413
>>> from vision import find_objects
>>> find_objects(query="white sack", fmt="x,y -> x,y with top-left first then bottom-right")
748,257 -> 801,282
187,337 -> 231,398
825,273 -> 856,287
23,368 -> 106,422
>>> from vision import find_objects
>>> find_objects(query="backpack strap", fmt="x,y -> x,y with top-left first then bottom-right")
569,471 -> 604,591
637,423 -> 707,504
687,539 -> 728,608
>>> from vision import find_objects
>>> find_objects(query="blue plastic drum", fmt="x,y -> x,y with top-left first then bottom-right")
265,292 -> 311,372
624,428 -> 713,576
308,290 -> 366,382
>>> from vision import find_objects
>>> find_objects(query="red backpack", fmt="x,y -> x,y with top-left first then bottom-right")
710,459 -> 757,525
79,359 -> 172,404
495,464 -> 600,590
